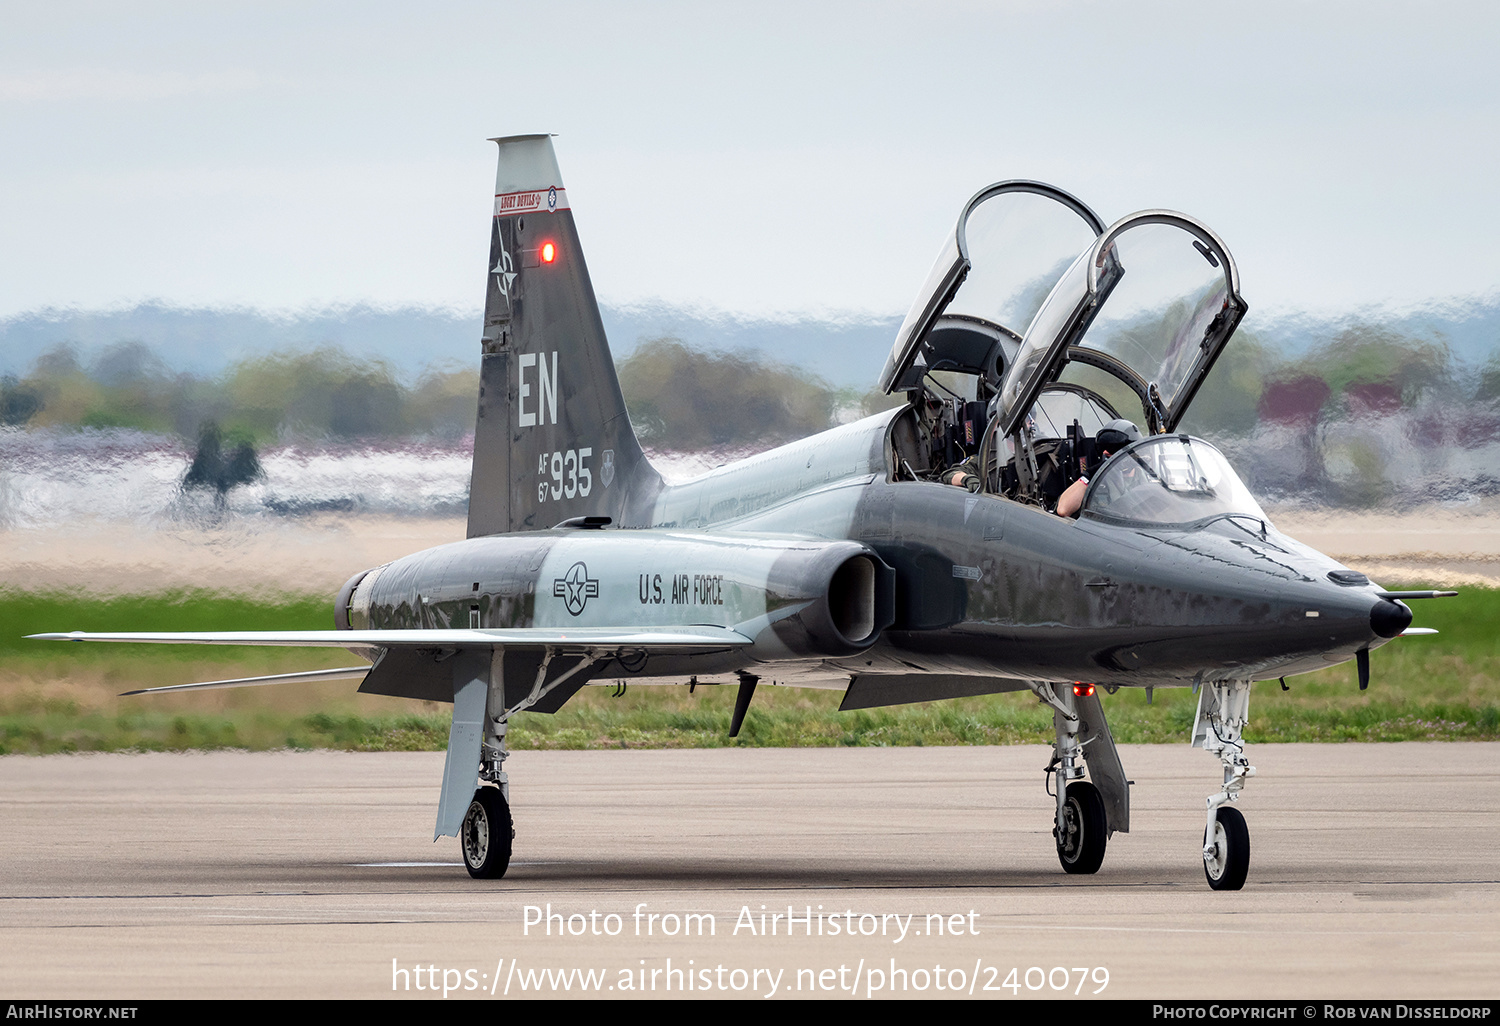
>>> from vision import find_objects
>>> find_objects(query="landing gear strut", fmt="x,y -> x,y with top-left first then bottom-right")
464,715 -> 515,880
1194,679 -> 1255,891
436,647 -> 603,879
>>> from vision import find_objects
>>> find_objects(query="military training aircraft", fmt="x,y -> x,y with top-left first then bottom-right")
34,135 -> 1449,890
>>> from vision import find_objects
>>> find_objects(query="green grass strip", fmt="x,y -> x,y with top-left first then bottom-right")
2,586 -> 1495,753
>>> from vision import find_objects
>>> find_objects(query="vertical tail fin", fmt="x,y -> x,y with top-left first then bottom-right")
467,135 -> 661,537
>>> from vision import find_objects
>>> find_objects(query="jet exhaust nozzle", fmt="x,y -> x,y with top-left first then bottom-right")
764,548 -> 897,657
335,568 -> 373,630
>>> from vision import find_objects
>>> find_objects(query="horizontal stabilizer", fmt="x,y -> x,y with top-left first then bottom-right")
32,625 -> 752,651
1399,628 -> 1439,636
121,665 -> 371,696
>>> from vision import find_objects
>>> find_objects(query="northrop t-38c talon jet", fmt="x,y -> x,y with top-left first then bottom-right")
35,135 -> 1449,889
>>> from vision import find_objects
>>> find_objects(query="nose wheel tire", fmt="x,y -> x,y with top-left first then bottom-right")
1204,805 -> 1249,891
1055,780 -> 1107,874
461,786 -> 513,879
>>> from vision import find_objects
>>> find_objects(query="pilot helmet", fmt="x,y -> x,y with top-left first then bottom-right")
1095,418 -> 1141,453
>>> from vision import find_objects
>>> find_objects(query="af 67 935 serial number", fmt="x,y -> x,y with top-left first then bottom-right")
537,448 -> 593,502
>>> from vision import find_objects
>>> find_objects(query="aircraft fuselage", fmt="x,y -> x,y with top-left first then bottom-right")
348,408 -> 1402,698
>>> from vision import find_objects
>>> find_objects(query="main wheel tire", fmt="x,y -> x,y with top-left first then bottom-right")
1055,780 -> 1107,874
1204,805 -> 1250,891
461,786 -> 513,879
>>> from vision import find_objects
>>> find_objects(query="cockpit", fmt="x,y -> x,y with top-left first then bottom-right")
1084,435 -> 1267,527
882,181 -> 1251,522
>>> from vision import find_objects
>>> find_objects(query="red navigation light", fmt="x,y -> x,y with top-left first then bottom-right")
1072,683 -> 1095,697
541,241 -> 556,263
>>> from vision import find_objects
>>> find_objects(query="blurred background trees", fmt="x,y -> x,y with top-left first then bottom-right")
616,337 -> 833,447
3,342 -> 481,443
2,321 -> 1496,508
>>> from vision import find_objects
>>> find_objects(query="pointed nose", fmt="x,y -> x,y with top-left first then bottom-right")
1370,599 -> 1412,639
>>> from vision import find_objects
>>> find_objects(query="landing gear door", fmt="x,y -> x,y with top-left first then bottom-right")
879,182 -> 1105,395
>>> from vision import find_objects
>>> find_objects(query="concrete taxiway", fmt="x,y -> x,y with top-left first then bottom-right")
1,744 -> 1496,999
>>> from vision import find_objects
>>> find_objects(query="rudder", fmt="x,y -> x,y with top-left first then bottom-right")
468,134 -> 661,537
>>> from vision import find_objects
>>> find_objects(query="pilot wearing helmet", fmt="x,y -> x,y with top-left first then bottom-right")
1056,418 -> 1141,518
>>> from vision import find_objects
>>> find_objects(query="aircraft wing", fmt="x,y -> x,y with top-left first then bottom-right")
28,626 -> 753,649
31,626 -> 754,697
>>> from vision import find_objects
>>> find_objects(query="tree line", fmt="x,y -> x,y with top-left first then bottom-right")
1,326 -> 1495,452
0,342 -> 475,442
0,337 -> 852,448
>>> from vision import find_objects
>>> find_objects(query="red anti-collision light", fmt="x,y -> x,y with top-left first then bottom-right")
541,241 -> 556,263
1072,683 -> 1095,697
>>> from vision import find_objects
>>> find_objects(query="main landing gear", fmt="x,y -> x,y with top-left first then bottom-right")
1032,682 -> 1131,876
462,785 -> 513,879
1194,680 -> 1255,891
1056,780 -> 1107,874
436,647 -> 603,880
465,711 -> 517,880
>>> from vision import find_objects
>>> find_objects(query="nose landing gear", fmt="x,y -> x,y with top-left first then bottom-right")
1203,803 -> 1249,890
1195,679 -> 1255,891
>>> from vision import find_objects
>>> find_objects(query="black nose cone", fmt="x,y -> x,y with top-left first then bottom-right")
1370,599 -> 1413,639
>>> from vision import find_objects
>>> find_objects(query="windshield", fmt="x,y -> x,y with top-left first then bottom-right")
1083,436 -> 1266,526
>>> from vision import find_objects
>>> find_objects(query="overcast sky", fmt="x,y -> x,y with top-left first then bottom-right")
3,1 -> 1499,324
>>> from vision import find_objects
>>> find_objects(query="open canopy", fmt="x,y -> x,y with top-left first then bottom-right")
997,211 -> 1248,438
879,181 -> 1105,395
884,185 -> 1247,440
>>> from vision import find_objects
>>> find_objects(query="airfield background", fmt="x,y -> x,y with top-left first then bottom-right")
1,315 -> 1496,754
